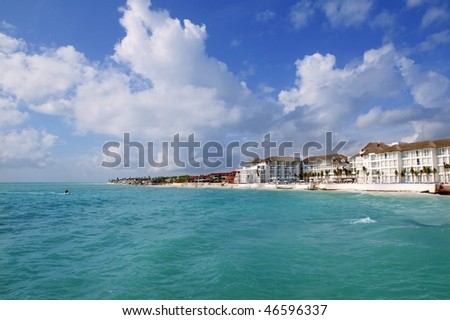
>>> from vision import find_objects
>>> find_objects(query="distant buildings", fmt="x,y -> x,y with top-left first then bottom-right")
237,137 -> 450,184
189,171 -> 237,184
236,156 -> 301,184
350,138 -> 450,184
302,154 -> 350,183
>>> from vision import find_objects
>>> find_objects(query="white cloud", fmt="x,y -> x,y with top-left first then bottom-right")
370,10 -> 396,30
421,7 -> 449,28
0,97 -> 28,128
256,10 -> 276,22
0,21 -> 17,32
290,0 -> 315,29
0,41 -> 94,102
230,38 -> 242,47
406,0 -> 425,8
400,119 -> 450,142
397,56 -> 450,108
0,32 -> 25,53
278,43 -> 450,144
0,128 -> 57,168
279,44 -> 402,116
355,106 -> 418,128
0,0 -> 270,144
419,29 -> 450,50
1,0 -> 450,174
320,0 -> 372,28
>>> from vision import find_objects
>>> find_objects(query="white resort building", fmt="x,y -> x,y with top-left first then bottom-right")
235,137 -> 450,187
350,138 -> 450,184
236,156 -> 302,184
302,154 -> 350,182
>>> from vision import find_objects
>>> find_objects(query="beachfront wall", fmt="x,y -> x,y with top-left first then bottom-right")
351,138 -> 450,184
317,183 -> 437,193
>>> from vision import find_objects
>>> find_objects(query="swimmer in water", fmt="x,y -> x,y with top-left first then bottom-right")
64,190 -> 70,194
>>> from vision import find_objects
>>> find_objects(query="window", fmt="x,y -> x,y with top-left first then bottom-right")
416,150 -> 419,157
417,159 -> 420,165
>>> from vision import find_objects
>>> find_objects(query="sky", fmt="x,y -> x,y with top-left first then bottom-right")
1,0 -> 450,182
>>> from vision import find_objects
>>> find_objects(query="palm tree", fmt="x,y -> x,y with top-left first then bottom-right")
325,169 -> 330,182
432,167 -> 437,183
362,166 -> 367,183
375,170 -> 381,183
395,169 -> 399,183
410,167 -> 415,183
423,166 -> 432,183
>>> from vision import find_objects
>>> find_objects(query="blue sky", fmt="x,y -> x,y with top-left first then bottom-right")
1,0 -> 450,181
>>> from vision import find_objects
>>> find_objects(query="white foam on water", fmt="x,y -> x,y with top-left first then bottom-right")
350,217 -> 377,224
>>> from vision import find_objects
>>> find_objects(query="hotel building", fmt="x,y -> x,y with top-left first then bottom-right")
350,138 -> 450,184
235,137 -> 450,185
236,156 -> 302,184
302,154 -> 350,182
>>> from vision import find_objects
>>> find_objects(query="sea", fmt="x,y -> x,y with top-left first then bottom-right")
1,183 -> 449,300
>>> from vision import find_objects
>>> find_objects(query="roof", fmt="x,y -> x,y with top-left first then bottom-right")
357,137 -> 450,156
251,156 -> 302,164
303,153 -> 348,164
358,142 -> 393,156
434,137 -> 450,148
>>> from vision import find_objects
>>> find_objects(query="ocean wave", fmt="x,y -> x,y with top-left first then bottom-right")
350,217 -> 377,224
404,219 -> 450,229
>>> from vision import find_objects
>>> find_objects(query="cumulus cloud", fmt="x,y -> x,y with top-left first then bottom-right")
0,0 -> 269,140
0,0 -> 276,170
320,0 -> 372,28
279,44 -> 402,116
0,129 -> 57,168
0,41 -> 94,103
278,43 -> 450,144
397,56 -> 450,108
1,0 -> 449,173
0,32 -> 24,53
0,97 -> 28,128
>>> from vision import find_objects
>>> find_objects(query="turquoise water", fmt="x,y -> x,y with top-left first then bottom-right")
1,183 -> 449,300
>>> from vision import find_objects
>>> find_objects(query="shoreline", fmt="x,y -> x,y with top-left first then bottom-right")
110,181 -> 450,195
